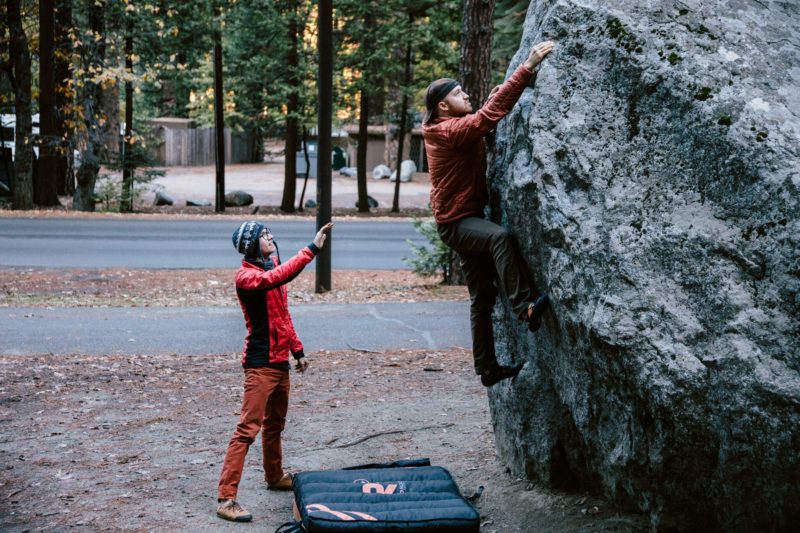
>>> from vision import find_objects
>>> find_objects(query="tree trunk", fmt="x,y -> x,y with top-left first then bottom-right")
72,2 -> 107,212
55,0 -> 73,195
316,0 -> 333,293
459,0 -> 496,110
356,11 -> 375,213
73,148 -> 99,211
213,5 -> 225,213
37,0 -> 61,206
121,20 -> 133,213
356,88 -> 370,212
391,39 -> 413,213
280,0 -> 299,213
101,80 -> 120,159
7,0 -> 34,209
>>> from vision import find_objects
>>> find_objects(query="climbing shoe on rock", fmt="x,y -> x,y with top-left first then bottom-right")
527,294 -> 550,332
480,363 -> 525,387
217,499 -> 252,522
267,473 -> 294,491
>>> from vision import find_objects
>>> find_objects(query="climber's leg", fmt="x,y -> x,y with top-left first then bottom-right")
438,216 -> 540,320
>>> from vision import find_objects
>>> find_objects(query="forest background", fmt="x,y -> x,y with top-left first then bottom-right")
2,0 -> 531,214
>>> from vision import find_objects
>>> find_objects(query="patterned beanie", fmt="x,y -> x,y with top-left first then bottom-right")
232,221 -> 265,257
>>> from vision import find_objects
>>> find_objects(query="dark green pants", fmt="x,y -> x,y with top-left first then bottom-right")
438,216 -> 538,374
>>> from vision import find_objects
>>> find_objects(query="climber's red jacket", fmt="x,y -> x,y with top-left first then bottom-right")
422,64 -> 535,224
235,246 -> 317,368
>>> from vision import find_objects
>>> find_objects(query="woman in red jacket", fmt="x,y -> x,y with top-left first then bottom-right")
217,220 -> 333,523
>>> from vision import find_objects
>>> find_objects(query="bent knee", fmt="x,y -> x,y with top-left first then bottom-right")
232,423 -> 260,442
490,227 -> 511,244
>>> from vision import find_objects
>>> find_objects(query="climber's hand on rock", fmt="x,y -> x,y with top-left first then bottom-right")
524,40 -> 554,71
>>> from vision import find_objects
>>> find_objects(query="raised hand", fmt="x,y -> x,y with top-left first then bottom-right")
313,222 -> 334,248
524,40 -> 555,71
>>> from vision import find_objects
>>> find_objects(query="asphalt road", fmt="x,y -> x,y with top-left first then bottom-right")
0,301 -> 470,356
0,218 -> 428,269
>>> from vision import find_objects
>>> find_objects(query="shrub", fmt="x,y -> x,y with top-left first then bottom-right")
404,215 -> 451,284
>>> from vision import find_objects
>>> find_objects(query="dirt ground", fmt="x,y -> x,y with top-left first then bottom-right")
0,269 -> 466,308
0,269 -> 651,532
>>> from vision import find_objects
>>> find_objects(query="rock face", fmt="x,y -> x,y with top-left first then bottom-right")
487,1 -> 799,530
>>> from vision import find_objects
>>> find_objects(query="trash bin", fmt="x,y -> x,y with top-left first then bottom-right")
296,141 -> 345,178
296,140 -> 318,179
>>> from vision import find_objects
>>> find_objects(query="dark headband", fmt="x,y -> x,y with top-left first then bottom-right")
424,79 -> 459,122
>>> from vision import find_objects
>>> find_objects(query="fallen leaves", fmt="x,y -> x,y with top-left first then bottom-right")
0,268 -> 467,308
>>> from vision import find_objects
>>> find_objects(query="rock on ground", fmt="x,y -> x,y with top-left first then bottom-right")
487,1 -> 799,531
154,191 -> 174,206
225,190 -> 254,207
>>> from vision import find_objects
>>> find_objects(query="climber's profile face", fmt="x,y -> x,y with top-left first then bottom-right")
438,85 -> 472,117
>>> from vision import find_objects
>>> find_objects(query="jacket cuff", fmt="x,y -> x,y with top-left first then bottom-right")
292,350 -> 305,360
308,243 -> 320,255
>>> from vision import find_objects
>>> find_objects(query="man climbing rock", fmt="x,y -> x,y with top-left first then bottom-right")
216,220 -> 333,522
422,40 -> 554,387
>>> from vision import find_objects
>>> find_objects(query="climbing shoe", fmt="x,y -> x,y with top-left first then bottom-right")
527,294 -> 550,332
217,499 -> 253,522
267,472 -> 294,491
480,363 -> 525,387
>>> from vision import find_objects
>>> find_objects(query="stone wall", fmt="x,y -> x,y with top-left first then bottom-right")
486,1 -> 799,530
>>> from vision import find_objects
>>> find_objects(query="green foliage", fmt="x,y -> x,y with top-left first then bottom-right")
97,130 -> 165,211
492,0 -> 528,82
131,0 -> 217,120
6,0 -> 524,209
225,0 -> 317,135
404,215 -> 451,283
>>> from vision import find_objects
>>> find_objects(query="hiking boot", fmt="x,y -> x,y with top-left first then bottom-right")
527,294 -> 550,332
217,499 -> 252,522
480,363 -> 525,387
267,472 -> 294,491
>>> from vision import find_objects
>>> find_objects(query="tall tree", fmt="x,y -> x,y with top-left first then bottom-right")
354,7 -> 383,212
6,0 -> 34,209
120,13 -> 134,213
54,0 -> 73,195
280,0 -> 300,213
316,0 -> 332,293
459,0 -> 496,110
213,2 -> 225,213
355,12 -> 373,213
37,0 -> 60,206
72,1 -> 108,211
391,35 -> 412,213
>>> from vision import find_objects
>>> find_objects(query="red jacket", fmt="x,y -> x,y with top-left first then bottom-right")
422,64 -> 535,224
235,246 -> 316,368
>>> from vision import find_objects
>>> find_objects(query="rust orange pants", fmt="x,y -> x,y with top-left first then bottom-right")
218,366 -> 289,500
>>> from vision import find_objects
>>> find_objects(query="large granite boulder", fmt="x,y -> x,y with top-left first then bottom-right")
486,1 -> 799,530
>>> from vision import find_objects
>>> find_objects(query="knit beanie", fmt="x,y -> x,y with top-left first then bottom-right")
232,221 -> 265,257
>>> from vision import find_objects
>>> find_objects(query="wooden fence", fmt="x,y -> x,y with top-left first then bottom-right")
154,127 -> 257,166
